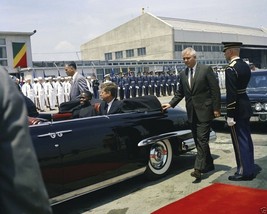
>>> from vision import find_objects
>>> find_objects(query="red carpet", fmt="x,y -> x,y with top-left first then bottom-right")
152,183 -> 267,214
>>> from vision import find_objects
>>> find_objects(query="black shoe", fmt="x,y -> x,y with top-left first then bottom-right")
191,169 -> 201,180
201,165 -> 215,173
228,174 -> 254,181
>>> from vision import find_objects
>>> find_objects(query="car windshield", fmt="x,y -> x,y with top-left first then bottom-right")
247,72 -> 267,89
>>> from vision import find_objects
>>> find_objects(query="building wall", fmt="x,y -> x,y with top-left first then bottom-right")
0,32 -> 33,73
81,13 -> 174,60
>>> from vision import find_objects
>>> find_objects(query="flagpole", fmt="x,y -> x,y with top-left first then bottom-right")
54,62 -> 61,76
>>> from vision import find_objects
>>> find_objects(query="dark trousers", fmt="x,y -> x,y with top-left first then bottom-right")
230,118 -> 254,176
191,114 -> 213,171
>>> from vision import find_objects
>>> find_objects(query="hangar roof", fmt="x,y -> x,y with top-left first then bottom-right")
158,16 -> 267,37
0,30 -> 36,36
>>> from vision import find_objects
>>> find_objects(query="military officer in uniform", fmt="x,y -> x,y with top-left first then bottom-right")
222,42 -> 255,181
136,73 -> 143,97
143,73 -> 149,96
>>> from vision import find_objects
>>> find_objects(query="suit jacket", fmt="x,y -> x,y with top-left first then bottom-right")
72,104 -> 97,118
69,73 -> 89,101
169,63 -> 221,123
0,70 -> 52,213
99,99 -> 122,115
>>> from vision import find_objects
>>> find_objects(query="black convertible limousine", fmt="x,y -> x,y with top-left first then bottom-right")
30,95 -> 216,205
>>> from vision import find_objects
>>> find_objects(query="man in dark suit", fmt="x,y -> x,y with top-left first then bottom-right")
162,47 -> 221,181
99,82 -> 122,115
65,61 -> 89,101
222,42 -> 255,181
72,91 -> 97,118
0,69 -> 52,213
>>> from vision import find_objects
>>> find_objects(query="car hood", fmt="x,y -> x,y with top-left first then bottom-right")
221,89 -> 267,103
247,88 -> 267,95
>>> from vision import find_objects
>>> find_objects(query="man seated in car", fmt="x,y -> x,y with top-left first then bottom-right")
98,82 -> 122,115
72,91 -> 97,118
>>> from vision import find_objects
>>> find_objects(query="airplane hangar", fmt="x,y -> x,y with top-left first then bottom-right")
81,12 -> 267,69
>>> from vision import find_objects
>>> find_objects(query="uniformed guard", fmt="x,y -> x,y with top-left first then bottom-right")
33,78 -> 39,109
21,77 -> 35,103
222,41 -> 255,181
155,75 -> 161,97
143,72 -> 149,96
129,73 -> 137,98
117,73 -> 125,100
149,72 -> 155,96
166,74 -> 172,96
47,77 -> 56,110
123,73 -> 130,99
36,77 -> 46,112
161,75 -> 167,96
86,76 -> 94,94
55,76 -> 65,106
136,73 -> 143,97
172,73 -> 179,93
63,76 -> 71,102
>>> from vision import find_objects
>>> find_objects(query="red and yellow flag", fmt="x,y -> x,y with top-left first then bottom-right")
12,42 -> 27,68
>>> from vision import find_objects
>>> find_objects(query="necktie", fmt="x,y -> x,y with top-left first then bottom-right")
190,68 -> 193,88
104,103 -> 108,114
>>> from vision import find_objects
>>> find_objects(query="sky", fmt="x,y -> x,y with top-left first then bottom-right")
2,0 -> 267,61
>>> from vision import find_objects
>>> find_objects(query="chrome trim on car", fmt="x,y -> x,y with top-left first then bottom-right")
37,130 -> 72,138
182,130 -> 216,151
138,130 -> 192,147
49,167 -> 146,205
138,130 -> 217,152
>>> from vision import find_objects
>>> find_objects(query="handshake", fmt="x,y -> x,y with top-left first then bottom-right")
227,117 -> 236,126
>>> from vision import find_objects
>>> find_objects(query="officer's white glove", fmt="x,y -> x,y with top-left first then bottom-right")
227,117 -> 236,126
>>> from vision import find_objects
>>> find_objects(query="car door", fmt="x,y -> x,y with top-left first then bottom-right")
30,122 -> 63,198
53,114 -> 136,195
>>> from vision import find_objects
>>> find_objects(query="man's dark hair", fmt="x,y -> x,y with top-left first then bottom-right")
100,82 -> 118,98
68,61 -> 77,70
80,91 -> 93,100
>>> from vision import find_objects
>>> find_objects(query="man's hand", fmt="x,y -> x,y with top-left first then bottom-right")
214,110 -> 221,118
227,117 -> 236,126
162,103 -> 171,111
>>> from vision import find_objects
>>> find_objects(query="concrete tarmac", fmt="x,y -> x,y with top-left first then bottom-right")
51,95 -> 267,214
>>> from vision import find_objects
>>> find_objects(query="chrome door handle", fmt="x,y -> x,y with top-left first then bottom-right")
38,130 -> 72,139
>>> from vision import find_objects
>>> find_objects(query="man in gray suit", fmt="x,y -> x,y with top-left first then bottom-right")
162,47 -> 221,181
65,61 -> 89,101
0,68 -> 52,213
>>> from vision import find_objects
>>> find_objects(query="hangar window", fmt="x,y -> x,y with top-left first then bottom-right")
115,51 -> 123,59
175,44 -> 183,51
105,52 -> 112,60
0,39 -> 7,66
126,49 -> 134,58
203,45 -> 212,52
183,44 -> 192,49
212,46 -> 220,52
0,38 -> 6,45
137,47 -> 146,56
0,47 -> 7,58
194,45 -> 203,52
